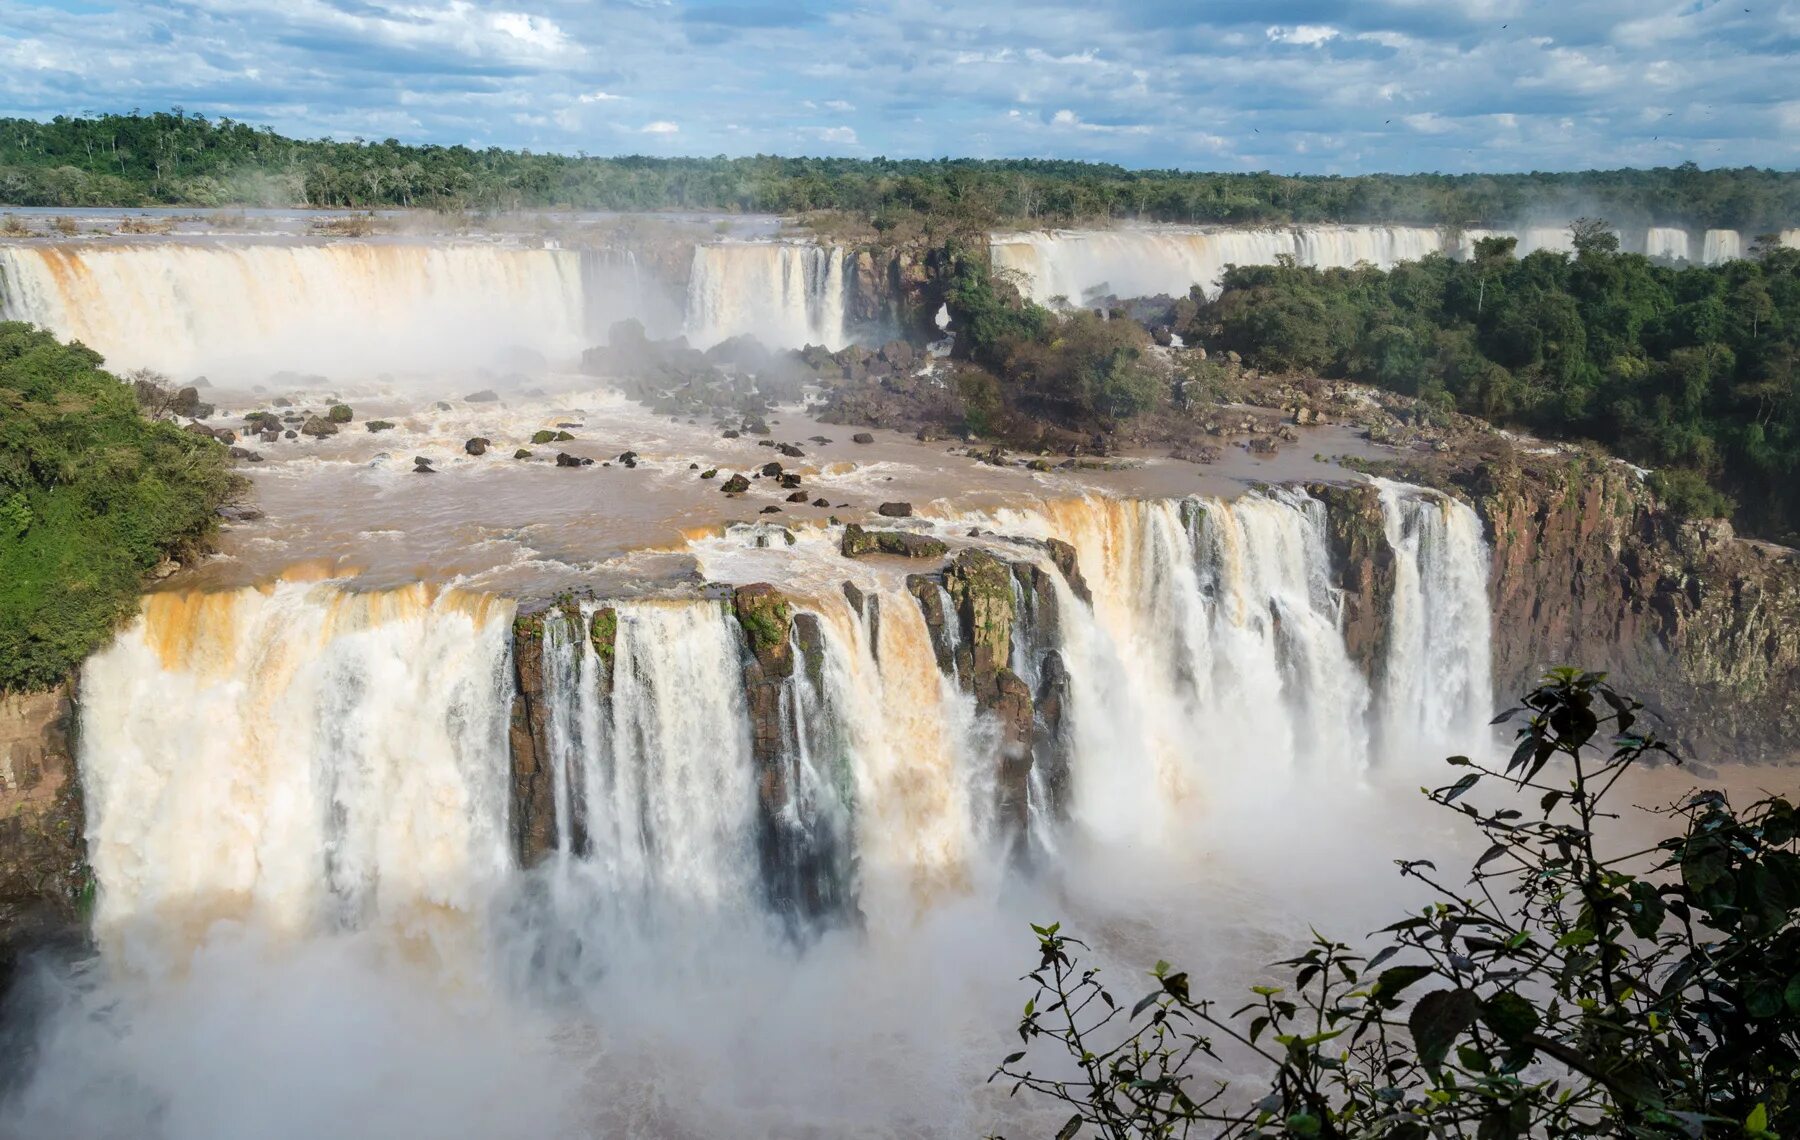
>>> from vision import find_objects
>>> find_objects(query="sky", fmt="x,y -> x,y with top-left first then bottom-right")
0,0 -> 1796,173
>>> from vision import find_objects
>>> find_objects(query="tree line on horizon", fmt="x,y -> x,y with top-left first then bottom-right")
2,111 -> 1798,231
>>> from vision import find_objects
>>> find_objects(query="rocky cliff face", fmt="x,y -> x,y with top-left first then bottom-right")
0,684 -> 90,992
1315,453 -> 1800,762
1471,455 -> 1800,762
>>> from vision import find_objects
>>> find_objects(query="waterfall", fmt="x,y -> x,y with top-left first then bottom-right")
684,242 -> 850,350
71,482 -> 1495,960
77,583 -> 516,974
1373,480 -> 1495,767
0,242 -> 626,379
1646,226 -> 1692,261
988,222 -> 1761,305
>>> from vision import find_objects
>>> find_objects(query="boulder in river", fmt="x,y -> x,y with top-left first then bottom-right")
722,473 -> 751,493
327,404 -> 353,424
465,437 -> 491,456
465,389 -> 499,402
853,433 -> 875,444
877,501 -> 914,518
786,491 -> 810,503
840,524 -> 947,560
777,443 -> 805,458
300,415 -> 338,438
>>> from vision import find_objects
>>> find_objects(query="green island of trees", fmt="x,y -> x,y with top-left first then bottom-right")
2,111 -> 1799,231
1181,229 -> 1800,542
0,322 -> 235,691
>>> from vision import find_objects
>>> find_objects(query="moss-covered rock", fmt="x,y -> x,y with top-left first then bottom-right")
530,429 -> 557,445
840,523 -> 948,560
327,403 -> 353,424
732,584 -> 795,678
589,606 -> 618,664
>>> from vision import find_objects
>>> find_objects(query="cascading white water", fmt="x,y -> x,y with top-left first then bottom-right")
1702,228 -> 1743,264
988,222 -> 1761,305
76,583 -> 516,974
684,241 -> 849,350
0,242 -> 629,379
1646,226 -> 1692,261
1373,480 -> 1495,767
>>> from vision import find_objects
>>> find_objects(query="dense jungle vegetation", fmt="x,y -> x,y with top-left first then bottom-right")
3,111 -> 1798,231
1185,227 -> 1800,541
0,323 -> 235,691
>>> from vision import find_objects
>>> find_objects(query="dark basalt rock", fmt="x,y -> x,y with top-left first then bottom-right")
464,437 -> 491,456
853,433 -> 875,444
722,473 -> 751,493
877,502 -> 913,518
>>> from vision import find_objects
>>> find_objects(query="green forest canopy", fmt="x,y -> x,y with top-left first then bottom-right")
1192,233 -> 1800,541
2,111 -> 1798,229
0,322 -> 234,691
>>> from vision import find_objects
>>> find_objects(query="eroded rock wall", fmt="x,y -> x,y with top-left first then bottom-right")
0,684 -> 90,990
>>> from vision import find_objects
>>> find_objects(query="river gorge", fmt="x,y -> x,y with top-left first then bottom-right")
1,218 -> 1797,1137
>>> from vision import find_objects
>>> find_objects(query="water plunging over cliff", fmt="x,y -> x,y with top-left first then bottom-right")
988,223 -> 1760,306
72,484 -> 1490,959
683,242 -> 850,351
0,242 -> 625,378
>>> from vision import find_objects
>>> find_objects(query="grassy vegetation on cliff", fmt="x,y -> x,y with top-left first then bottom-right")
1191,233 -> 1800,541
0,322 -> 234,690
4,112 -> 1799,231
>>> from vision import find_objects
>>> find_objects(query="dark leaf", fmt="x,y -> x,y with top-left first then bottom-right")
1409,988 -> 1479,1071
1480,991 -> 1540,1045
1446,773 -> 1481,802
1055,1114 -> 1083,1140
1374,965 -> 1436,1004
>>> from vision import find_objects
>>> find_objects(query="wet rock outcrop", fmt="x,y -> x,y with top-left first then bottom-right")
0,684 -> 91,993
1310,482 -> 1397,680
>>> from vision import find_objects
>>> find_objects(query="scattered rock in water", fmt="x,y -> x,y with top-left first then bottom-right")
327,404 -> 353,424
1247,437 -> 1277,455
214,429 -> 238,444
742,415 -> 770,435
413,456 -> 436,474
757,439 -> 777,449
777,443 -> 805,458
700,468 -> 719,480
514,449 -> 533,459
877,501 -> 914,518
723,429 -> 741,439
853,433 -> 875,444
218,504 -> 265,523
530,430 -> 557,444
779,473 -> 802,489
300,415 -> 338,438
618,451 -> 639,468
760,505 -> 783,514
840,524 -> 948,560
259,430 -> 280,443
366,420 -> 396,433
465,389 -> 499,402
554,452 -> 593,468
809,436 -> 832,445
272,396 -> 293,408
434,401 -> 452,412
226,446 -> 263,462
689,462 -> 700,470
554,430 -> 576,442
556,422 -> 582,429
813,498 -> 830,507
283,430 -> 297,439
760,462 -> 783,478
465,437 -> 491,456
184,423 -> 217,439
786,491 -> 810,503
721,473 -> 751,493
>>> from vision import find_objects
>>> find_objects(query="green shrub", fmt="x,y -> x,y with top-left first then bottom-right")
995,670 -> 1800,1139
0,322 -> 236,690
1648,466 -> 1735,521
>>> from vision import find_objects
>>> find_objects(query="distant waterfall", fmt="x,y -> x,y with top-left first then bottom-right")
77,482 -> 1494,962
989,222 -> 1760,305
683,242 -> 849,350
0,242 -> 624,378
